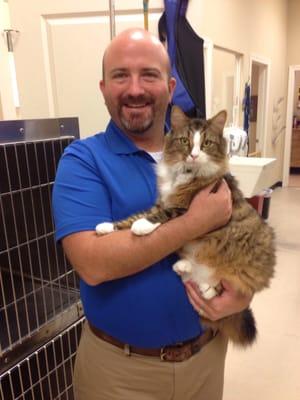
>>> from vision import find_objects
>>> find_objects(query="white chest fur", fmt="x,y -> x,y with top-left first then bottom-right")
156,161 -> 192,204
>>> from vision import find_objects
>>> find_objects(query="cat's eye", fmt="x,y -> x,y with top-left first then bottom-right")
204,139 -> 211,146
180,137 -> 189,145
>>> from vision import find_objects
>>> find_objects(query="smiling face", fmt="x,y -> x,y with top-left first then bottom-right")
100,29 -> 175,138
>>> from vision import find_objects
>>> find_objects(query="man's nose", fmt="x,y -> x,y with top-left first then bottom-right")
127,77 -> 145,96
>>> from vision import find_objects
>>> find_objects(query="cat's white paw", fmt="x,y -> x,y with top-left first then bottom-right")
199,283 -> 210,293
131,218 -> 161,236
95,222 -> 115,235
173,260 -> 193,275
201,284 -> 217,300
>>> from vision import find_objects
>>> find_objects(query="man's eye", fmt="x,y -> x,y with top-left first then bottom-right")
143,72 -> 159,81
112,73 -> 127,80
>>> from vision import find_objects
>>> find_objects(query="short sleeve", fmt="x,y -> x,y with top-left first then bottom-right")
52,140 -> 112,241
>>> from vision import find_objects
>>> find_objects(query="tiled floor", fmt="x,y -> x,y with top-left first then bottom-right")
223,185 -> 300,400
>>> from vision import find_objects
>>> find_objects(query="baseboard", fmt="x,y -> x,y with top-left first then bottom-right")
290,167 -> 300,174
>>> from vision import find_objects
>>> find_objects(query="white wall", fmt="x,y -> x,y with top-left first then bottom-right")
0,0 -> 16,119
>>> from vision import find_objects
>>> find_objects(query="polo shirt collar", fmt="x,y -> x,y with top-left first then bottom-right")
105,120 -> 140,155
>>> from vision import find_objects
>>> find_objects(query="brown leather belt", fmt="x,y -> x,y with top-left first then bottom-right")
89,323 -> 215,362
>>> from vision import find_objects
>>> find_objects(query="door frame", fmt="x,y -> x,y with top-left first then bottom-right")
249,54 -> 271,156
203,38 -> 213,118
283,65 -> 300,186
204,40 -> 242,123
214,44 -> 242,126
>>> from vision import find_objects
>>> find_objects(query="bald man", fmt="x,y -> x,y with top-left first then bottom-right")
52,28 -> 250,400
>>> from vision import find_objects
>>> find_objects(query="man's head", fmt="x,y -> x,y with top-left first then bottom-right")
100,28 -> 176,138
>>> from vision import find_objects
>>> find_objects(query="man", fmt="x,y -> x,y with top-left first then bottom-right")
52,28 -> 251,400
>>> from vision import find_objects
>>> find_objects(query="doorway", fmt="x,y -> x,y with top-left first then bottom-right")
283,65 -> 300,187
248,57 -> 270,157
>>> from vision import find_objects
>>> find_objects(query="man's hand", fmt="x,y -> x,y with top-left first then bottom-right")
184,280 -> 253,321
182,179 -> 232,241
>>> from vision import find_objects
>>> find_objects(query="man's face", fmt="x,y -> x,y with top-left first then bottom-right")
100,37 -> 175,136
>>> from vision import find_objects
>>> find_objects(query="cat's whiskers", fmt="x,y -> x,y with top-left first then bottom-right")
183,148 -> 222,181
192,158 -> 221,179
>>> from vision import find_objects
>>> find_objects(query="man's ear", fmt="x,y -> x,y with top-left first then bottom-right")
99,80 -> 105,94
168,77 -> 176,102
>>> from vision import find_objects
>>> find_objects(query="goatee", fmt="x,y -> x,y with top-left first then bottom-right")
120,115 -> 153,134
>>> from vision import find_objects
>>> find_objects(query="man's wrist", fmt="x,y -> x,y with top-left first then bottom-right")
177,213 -> 206,241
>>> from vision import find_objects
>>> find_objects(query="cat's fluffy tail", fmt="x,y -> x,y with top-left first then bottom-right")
205,307 -> 257,347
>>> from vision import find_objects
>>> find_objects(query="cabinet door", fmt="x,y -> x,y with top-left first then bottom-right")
291,129 -> 300,167
8,0 -> 163,137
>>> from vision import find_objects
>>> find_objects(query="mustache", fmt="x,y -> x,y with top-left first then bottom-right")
121,94 -> 154,105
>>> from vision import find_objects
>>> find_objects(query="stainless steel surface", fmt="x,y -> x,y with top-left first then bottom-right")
0,118 -> 79,143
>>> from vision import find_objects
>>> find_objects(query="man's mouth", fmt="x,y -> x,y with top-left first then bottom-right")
123,103 -> 149,109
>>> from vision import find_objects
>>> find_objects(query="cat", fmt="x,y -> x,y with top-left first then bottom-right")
96,105 -> 276,347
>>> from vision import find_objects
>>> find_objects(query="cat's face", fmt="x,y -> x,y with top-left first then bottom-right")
164,106 -> 228,175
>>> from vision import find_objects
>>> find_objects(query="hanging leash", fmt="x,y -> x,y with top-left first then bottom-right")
143,0 -> 149,30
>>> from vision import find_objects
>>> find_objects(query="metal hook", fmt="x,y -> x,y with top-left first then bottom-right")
3,29 -> 20,52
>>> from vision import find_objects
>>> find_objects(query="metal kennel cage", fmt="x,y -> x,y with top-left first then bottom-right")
0,317 -> 85,400
0,118 -> 84,399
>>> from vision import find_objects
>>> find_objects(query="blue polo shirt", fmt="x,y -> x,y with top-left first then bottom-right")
52,120 -> 203,348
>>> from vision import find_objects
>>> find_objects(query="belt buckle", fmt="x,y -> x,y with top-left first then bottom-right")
160,342 -> 184,362
160,347 -> 167,361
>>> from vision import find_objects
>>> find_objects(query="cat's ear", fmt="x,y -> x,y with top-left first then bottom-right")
210,110 -> 227,131
170,105 -> 189,129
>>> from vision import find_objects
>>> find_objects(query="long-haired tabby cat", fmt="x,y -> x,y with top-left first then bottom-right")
96,106 -> 276,347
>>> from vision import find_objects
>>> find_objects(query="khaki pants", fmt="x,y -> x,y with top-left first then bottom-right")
74,323 -> 228,400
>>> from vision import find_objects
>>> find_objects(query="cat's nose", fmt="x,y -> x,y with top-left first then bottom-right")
188,153 -> 199,162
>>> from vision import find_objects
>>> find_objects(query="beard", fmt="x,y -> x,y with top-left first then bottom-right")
118,94 -> 155,134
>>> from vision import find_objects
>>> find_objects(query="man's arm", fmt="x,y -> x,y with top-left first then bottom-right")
62,180 -> 232,286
